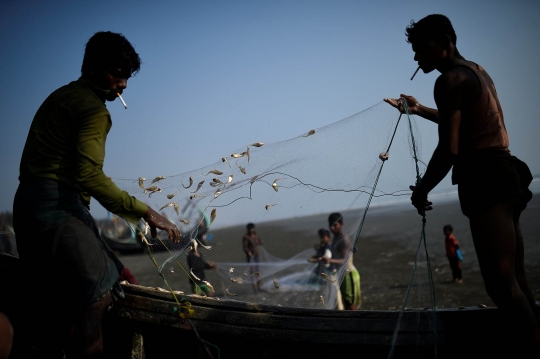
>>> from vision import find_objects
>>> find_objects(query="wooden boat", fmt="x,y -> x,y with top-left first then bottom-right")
1,252 -> 535,358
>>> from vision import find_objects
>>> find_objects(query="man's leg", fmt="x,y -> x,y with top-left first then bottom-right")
469,199 -> 540,343
67,292 -> 112,358
513,215 -> 537,315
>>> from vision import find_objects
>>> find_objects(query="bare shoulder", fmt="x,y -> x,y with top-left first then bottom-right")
436,67 -> 474,88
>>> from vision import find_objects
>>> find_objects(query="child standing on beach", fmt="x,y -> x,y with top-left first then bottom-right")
444,225 -> 462,284
308,228 -> 333,286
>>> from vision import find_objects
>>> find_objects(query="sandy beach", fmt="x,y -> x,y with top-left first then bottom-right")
119,191 -> 540,311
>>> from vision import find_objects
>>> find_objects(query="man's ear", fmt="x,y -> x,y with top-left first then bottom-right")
439,34 -> 452,49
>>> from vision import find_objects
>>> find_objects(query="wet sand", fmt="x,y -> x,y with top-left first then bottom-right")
119,193 -> 540,311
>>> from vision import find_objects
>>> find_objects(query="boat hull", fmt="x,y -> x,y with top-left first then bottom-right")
1,252 -> 535,358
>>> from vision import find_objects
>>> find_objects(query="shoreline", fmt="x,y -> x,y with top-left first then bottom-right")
118,192 -> 540,310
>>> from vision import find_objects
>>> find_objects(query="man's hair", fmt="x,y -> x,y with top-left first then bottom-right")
405,14 -> 457,45
318,228 -> 330,238
444,224 -> 453,233
81,31 -> 141,76
328,212 -> 343,225
247,223 -> 255,230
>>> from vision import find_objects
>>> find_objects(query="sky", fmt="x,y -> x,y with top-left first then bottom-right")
1,0 -> 539,220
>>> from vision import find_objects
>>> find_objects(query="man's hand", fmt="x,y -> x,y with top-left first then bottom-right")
143,206 -> 182,242
384,94 -> 420,114
409,185 -> 433,215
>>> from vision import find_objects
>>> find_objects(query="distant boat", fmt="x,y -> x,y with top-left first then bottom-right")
98,214 -> 144,254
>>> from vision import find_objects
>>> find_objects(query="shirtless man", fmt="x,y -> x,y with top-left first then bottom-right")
385,14 -> 539,346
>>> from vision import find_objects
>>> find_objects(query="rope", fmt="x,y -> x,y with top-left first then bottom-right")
387,99 -> 438,359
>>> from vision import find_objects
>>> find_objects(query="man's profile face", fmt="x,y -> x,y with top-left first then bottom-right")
411,39 -> 442,74
90,66 -> 130,101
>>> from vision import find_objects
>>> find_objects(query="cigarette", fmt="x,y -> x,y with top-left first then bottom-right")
410,66 -> 420,81
117,93 -> 127,109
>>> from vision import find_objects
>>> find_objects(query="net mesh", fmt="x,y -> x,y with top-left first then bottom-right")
108,100 -> 441,355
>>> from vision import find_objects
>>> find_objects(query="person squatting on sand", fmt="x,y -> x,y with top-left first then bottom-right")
384,14 -> 540,346
187,239 -> 217,297
321,213 -> 361,310
12,31 -> 182,358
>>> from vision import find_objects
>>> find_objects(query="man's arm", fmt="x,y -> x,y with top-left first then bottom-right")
384,94 -> 439,123
327,236 -> 351,266
411,72 -> 463,214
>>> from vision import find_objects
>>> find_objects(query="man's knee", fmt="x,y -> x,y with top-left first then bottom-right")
484,280 -> 522,308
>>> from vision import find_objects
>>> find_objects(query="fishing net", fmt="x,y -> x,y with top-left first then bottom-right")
111,100 -> 441,356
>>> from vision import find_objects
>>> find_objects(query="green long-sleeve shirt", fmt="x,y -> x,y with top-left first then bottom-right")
19,77 -> 147,224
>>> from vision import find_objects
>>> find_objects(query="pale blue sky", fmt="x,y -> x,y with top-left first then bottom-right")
1,0 -> 539,220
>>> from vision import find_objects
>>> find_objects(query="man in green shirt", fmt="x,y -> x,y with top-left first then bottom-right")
13,31 -> 181,358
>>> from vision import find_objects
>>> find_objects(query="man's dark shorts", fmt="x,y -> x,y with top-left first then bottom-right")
452,150 -> 533,218
13,179 -> 120,307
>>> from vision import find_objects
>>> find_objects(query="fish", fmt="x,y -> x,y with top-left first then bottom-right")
478,304 -> 488,308
189,193 -> 205,200
209,182 -> 221,187
236,162 -> 247,174
210,208 -> 216,224
179,219 -> 190,225
205,169 -> 223,175
251,272 -> 260,276
182,177 -> 193,189
138,177 -> 146,190
190,268 -> 201,281
320,272 -> 336,282
250,175 -> 258,184
145,186 -> 162,197
226,285 -> 238,296
243,273 -> 248,276
214,188 -> 221,198
304,129 -> 316,137
191,180 -> 204,193
166,190 -> 179,199
265,204 -> 278,210
229,267 -> 234,273
139,220 -> 149,235
227,174 -> 233,183
190,238 -> 198,252
195,238 -> 212,250
230,277 -> 243,284
202,280 -> 214,292
212,178 -> 223,184
272,178 -> 284,192
272,275 -> 279,289
231,152 -> 244,158
249,142 -> 264,147
320,295 -> 325,306
222,157 -> 231,167
159,202 -> 179,216
245,147 -> 250,163
150,176 -> 166,185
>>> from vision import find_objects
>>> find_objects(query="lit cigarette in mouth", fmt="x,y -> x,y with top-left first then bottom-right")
410,66 -> 420,81
117,93 -> 127,109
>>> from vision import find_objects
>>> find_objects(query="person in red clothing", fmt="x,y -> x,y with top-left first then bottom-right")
443,225 -> 462,284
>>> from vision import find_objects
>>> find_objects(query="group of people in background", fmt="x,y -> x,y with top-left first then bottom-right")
310,213 -> 362,311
